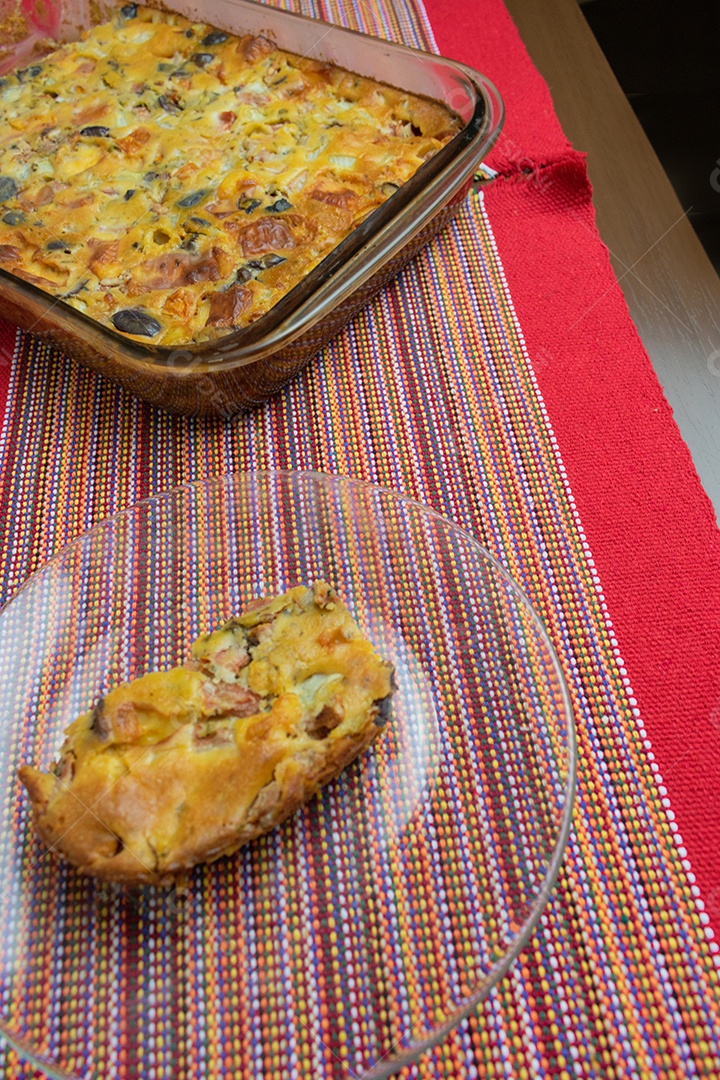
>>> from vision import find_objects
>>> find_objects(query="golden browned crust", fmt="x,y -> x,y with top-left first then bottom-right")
19,582 -> 395,885
0,5 -> 461,346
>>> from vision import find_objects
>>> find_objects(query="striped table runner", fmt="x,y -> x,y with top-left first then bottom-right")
0,0 -> 718,1076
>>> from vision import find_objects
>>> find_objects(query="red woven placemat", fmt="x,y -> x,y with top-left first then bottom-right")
426,0 -> 720,937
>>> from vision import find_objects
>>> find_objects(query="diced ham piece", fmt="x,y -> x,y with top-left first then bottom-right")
309,187 -> 357,209
202,680 -> 260,718
238,34 -> 273,63
211,646 -> 250,674
87,238 -> 119,275
205,283 -> 252,328
224,216 -> 295,256
138,248 -> 225,289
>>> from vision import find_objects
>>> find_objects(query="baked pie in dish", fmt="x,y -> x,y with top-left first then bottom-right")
0,4 -> 461,345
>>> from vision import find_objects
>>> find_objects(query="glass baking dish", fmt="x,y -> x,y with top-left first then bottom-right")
0,0 -> 503,416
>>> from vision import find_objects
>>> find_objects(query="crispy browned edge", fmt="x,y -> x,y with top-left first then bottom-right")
19,682 -> 391,887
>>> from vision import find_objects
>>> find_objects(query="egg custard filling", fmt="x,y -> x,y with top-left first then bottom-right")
18,582 -> 395,885
0,4 -> 461,345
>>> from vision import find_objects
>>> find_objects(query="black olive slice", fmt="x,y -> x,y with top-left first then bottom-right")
158,93 -> 183,114
243,253 -> 286,273
111,309 -> 162,337
177,190 -> 207,208
380,181 -> 400,196
62,279 -> 88,298
17,65 -> 42,82
237,196 -> 261,214
0,177 -> 18,203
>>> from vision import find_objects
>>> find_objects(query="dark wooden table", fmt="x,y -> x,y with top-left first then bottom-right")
505,0 -> 720,517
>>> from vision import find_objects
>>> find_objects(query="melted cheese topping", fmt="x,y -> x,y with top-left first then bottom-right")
0,4 -> 460,346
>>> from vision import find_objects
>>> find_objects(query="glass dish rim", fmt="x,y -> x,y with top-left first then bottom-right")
0,469 -> 576,1079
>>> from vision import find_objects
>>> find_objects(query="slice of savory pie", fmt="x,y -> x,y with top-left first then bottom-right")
19,582 -> 394,885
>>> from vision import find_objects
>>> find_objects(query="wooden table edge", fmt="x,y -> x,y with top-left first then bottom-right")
505,0 -> 720,518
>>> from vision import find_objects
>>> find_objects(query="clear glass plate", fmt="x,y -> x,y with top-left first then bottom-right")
0,471 -> 575,1078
